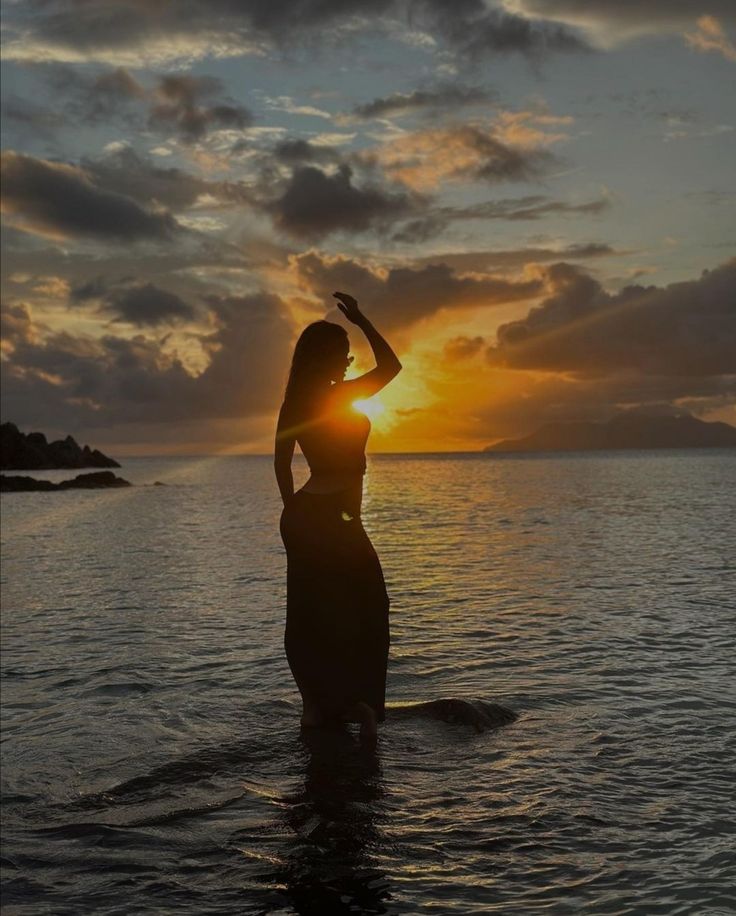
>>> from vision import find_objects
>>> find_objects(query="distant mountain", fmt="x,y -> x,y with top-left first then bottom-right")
484,413 -> 736,453
0,422 -> 120,470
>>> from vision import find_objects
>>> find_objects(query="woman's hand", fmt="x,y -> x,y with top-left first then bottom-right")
333,291 -> 364,325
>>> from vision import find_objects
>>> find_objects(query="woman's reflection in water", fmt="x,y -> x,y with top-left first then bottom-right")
280,727 -> 391,915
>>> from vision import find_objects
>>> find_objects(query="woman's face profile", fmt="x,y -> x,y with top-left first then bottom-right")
327,341 -> 353,383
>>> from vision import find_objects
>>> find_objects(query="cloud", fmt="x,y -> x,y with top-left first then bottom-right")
102,283 -> 196,327
52,64 -> 254,140
392,195 -> 610,242
1,96 -> 67,144
364,123 -> 556,192
443,335 -> 486,360
149,74 -> 253,141
0,303 -> 39,357
506,1 -> 736,44
70,276 -> 197,327
456,195 -> 610,220
685,16 -> 736,62
292,250 -> 543,332
0,151 -> 177,241
69,278 -> 108,302
268,164 -> 421,239
63,65 -> 148,123
422,0 -> 590,57
264,95 -> 332,120
412,242 -> 620,272
81,147 -> 253,212
1,292 -> 294,429
2,0 -> 589,66
273,139 -> 341,166
351,85 -> 496,120
486,258 -> 736,377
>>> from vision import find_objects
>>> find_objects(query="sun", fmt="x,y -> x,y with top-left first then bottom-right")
352,396 -> 386,422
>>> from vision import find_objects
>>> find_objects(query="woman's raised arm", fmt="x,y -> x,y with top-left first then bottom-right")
333,292 -> 401,400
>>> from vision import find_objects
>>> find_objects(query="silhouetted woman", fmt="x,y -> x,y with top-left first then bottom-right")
275,292 -> 401,742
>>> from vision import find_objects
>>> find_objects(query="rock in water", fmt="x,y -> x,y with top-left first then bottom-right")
1,471 -> 131,492
387,698 -> 517,732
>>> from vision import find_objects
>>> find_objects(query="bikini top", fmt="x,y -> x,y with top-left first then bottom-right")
295,394 -> 371,476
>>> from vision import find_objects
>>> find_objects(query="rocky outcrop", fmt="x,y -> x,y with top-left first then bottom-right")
1,471 -> 131,492
484,413 -> 736,453
0,423 -> 120,470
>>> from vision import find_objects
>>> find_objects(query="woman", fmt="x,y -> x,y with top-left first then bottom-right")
275,291 -> 402,742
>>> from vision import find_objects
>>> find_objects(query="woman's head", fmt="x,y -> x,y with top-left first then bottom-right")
284,320 -> 351,406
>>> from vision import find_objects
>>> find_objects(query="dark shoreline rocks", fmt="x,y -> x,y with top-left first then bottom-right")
1,422 -> 120,470
1,471 -> 131,492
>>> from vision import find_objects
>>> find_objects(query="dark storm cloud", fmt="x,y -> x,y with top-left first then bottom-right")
269,165 -> 421,240
81,147 -> 253,212
419,0 -> 589,58
412,243 -> 620,272
9,64 -> 253,142
486,258 -> 736,377
101,283 -> 196,327
4,0 -> 590,63
2,225 -> 259,314
1,291 -> 294,429
69,277 -> 109,302
73,66 -> 147,122
514,1 -> 736,31
0,151 -> 177,241
273,139 -> 341,166
71,276 -> 198,329
293,251 -> 543,332
392,195 -> 609,242
462,128 -> 555,182
148,74 -> 252,142
351,85 -> 496,120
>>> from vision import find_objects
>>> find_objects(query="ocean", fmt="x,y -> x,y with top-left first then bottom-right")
2,451 -> 735,914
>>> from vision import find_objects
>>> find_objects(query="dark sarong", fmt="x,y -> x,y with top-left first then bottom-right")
280,488 -> 390,722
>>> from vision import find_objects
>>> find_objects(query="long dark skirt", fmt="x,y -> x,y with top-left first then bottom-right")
280,488 -> 390,723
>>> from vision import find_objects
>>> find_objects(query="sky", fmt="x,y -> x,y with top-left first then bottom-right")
1,0 -> 735,455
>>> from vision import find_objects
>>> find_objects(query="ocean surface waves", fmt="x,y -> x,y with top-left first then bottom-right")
2,451 -> 735,914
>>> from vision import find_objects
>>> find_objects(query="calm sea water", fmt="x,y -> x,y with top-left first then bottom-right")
2,451 -> 735,915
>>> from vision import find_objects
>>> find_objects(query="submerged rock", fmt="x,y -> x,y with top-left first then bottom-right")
387,698 -> 517,732
1,471 -> 131,492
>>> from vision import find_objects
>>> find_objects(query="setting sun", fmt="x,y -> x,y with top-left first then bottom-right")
353,397 -> 386,422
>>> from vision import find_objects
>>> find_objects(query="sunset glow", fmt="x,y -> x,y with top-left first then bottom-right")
0,3 -> 733,453
353,398 -> 386,424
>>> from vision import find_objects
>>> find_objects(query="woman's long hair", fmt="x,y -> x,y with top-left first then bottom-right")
283,321 -> 348,418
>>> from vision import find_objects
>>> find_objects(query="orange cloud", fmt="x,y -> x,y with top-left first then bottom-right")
685,16 -> 736,62
291,250 -> 543,334
492,110 -> 573,148
362,121 -> 556,191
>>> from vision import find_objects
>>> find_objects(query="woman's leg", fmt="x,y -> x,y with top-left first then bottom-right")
340,701 -> 378,742
300,695 -> 325,727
